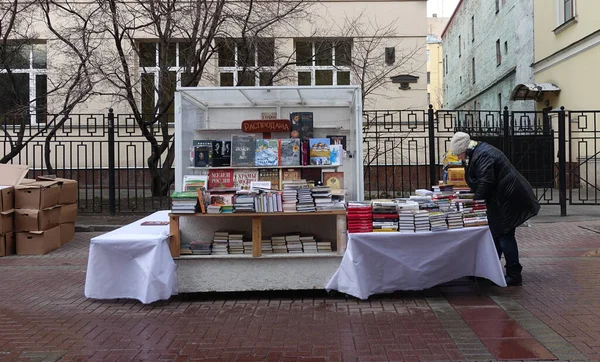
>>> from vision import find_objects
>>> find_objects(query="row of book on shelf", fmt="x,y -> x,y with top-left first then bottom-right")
180,231 -> 333,255
172,177 -> 347,214
347,184 -> 488,233
192,136 -> 344,168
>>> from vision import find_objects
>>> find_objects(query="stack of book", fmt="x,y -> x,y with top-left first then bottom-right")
282,181 -> 303,212
398,211 -> 415,233
300,235 -> 318,253
447,211 -> 464,229
243,241 -> 253,254
297,187 -> 316,212
372,200 -> 398,232
463,211 -> 488,227
190,240 -> 211,255
347,201 -> 373,233
312,186 -> 334,211
286,234 -> 303,253
261,239 -> 273,254
180,242 -> 192,255
221,205 -> 234,213
233,193 -> 256,213
228,232 -> 244,254
271,235 -> 288,253
414,210 -> 430,232
429,211 -> 448,232
330,189 -> 348,210
170,191 -> 198,213
212,231 -> 229,255
317,241 -> 333,252
207,204 -> 222,214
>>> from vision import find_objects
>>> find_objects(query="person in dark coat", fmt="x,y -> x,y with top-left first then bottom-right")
450,132 -> 540,286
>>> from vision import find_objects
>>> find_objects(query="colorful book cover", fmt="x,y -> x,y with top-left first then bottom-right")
301,140 -> 309,166
282,168 -> 301,181
279,138 -> 300,166
233,169 -> 259,189
327,135 -> 347,150
330,144 -> 344,166
254,139 -> 279,166
309,138 -> 331,165
323,172 -> 344,189
208,169 -> 234,189
290,112 -> 314,140
209,193 -> 235,206
183,175 -> 208,191
231,135 -> 255,167
194,146 -> 212,167
258,168 -> 280,190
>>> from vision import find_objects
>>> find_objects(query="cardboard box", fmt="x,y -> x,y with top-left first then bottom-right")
0,232 -> 15,257
14,207 -> 61,232
59,203 -> 77,224
16,226 -> 60,255
0,210 -> 14,234
0,186 -> 14,212
37,176 -> 78,204
60,223 -> 75,245
15,181 -> 61,210
0,164 -> 29,186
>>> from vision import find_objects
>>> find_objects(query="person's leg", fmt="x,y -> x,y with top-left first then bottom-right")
498,228 -> 522,286
492,234 -> 503,260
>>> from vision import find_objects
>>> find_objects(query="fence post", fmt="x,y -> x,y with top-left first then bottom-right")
502,106 -> 510,156
107,109 -> 116,216
428,105 -> 436,187
558,106 -> 567,217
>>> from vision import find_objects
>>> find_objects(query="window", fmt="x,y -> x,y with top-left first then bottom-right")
495,0 -> 500,13
427,92 -> 431,105
0,42 -> 47,124
445,55 -> 448,74
458,35 -> 461,57
472,58 -> 475,83
471,16 -> 475,42
295,39 -> 352,86
427,72 -> 431,84
138,41 -> 198,122
426,49 -> 430,62
216,38 -> 275,87
496,39 -> 502,66
557,0 -> 576,25
564,0 -> 574,22
460,76 -> 462,92
385,47 -> 395,65
498,93 -> 502,110
504,41 -> 508,54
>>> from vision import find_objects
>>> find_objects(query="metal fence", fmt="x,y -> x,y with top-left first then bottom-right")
1,107 -> 598,216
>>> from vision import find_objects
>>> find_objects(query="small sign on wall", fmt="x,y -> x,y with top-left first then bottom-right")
261,112 -> 278,120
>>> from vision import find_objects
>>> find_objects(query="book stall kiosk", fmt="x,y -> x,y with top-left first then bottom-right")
172,86 -> 363,293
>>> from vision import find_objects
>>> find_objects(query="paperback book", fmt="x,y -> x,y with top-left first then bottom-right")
290,112 -> 314,140
279,138 -> 300,166
309,138 -> 331,165
255,139 -> 279,166
231,135 -> 255,167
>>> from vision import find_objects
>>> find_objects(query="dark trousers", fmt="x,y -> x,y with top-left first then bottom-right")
493,228 -> 522,272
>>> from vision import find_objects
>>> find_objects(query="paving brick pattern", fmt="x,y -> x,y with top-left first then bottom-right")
0,221 -> 599,361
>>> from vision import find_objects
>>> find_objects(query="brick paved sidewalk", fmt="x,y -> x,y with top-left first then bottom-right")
1,221 -> 600,362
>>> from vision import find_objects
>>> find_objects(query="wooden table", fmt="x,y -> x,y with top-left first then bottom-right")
169,210 -> 348,257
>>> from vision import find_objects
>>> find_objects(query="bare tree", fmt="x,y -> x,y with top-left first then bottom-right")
90,0 -> 309,196
0,0 -> 95,169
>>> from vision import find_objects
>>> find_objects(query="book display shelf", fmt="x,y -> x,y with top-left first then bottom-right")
172,86 -> 363,292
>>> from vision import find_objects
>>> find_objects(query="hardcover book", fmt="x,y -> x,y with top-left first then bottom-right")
208,169 -> 234,189
301,168 -> 321,185
194,146 -> 211,167
327,135 -> 347,150
255,139 -> 280,166
233,169 -> 259,189
309,138 -> 331,165
323,172 -> 344,189
282,168 -> 301,181
231,135 -> 255,167
330,144 -> 344,166
279,138 -> 300,166
209,193 -> 235,206
290,112 -> 314,140
258,168 -> 280,190
212,141 -> 231,167
300,140 -> 309,166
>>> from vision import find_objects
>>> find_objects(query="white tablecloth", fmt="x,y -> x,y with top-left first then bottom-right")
85,210 -> 178,304
326,226 -> 507,299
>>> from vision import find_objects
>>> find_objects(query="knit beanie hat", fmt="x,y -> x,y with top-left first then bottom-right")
450,132 -> 471,155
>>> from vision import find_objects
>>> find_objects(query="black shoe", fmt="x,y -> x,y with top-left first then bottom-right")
505,275 -> 522,286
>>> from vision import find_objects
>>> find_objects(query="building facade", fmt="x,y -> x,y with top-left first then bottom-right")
533,0 -> 600,110
427,16 -> 449,109
441,0 -> 535,112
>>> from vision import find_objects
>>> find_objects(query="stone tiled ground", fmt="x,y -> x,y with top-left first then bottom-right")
1,221 -> 600,361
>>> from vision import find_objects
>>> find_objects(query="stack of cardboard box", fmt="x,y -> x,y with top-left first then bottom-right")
0,164 -> 79,256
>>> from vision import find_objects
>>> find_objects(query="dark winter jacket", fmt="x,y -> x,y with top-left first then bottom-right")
465,142 -> 540,236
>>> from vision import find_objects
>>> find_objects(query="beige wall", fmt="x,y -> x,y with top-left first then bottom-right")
427,42 -> 444,109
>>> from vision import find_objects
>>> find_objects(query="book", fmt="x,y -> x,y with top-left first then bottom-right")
233,169 -> 259,189
279,138 -> 300,166
290,112 -> 314,140
255,139 -> 279,166
258,168 -> 280,190
301,168 -> 321,185
323,172 -> 344,189
231,135 -> 255,167
309,138 -> 331,165
141,221 -> 169,226
330,144 -> 344,166
300,139 -> 309,166
209,193 -> 235,206
194,145 -> 211,167
327,135 -> 347,150
212,141 -> 231,167
183,175 -> 208,191
282,168 -> 301,181
208,169 -> 234,189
